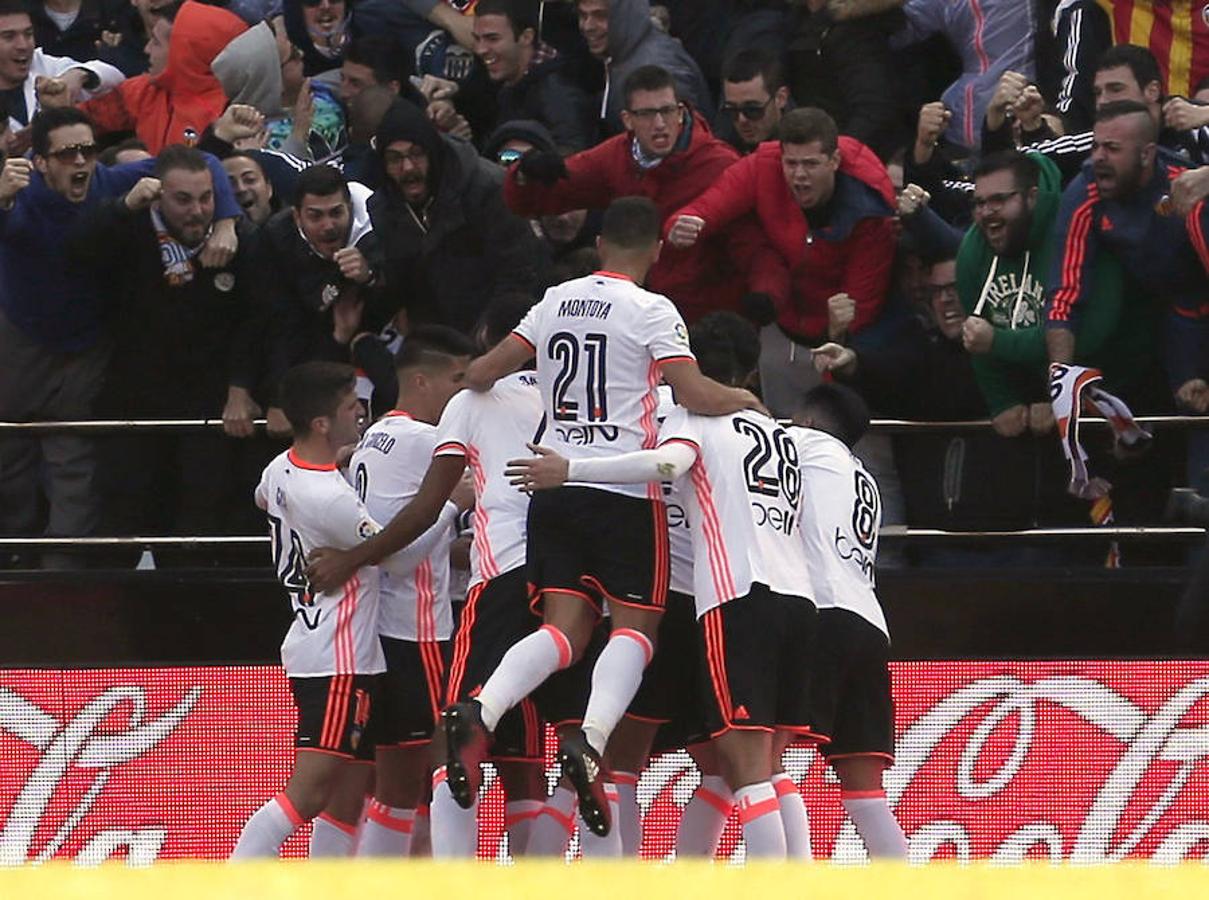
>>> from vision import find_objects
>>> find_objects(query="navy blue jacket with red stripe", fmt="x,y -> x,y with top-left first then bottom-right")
1046,148 -> 1209,388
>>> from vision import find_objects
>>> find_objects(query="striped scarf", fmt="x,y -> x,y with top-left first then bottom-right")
150,207 -> 205,287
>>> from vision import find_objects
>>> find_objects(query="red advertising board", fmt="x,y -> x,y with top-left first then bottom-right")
3,661 -> 1209,864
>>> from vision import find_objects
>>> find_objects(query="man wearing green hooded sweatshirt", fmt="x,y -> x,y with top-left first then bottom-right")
955,148 -> 1156,437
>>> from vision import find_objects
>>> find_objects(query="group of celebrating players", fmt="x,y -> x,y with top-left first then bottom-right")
230,196 -> 908,863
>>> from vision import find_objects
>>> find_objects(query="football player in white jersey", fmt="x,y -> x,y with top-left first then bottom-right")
232,362 -> 385,860
445,197 -> 766,838
789,383 -> 907,859
304,294 -> 593,858
507,313 -> 819,859
350,326 -> 475,857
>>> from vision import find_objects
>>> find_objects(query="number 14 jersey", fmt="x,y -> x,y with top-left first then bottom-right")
513,271 -> 694,499
256,449 -> 387,678
659,409 -> 815,618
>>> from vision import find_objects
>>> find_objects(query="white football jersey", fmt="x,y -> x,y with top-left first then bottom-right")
658,409 -> 814,617
513,271 -> 695,499
789,427 -> 888,637
433,370 -> 542,587
656,386 -> 693,596
256,449 -> 386,678
351,411 -> 455,642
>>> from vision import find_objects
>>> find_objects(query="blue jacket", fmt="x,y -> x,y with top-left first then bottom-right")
1047,148 -> 1209,388
0,154 -> 241,354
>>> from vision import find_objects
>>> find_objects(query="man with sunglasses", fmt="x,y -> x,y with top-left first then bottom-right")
718,48 -> 790,155
504,64 -> 754,324
0,106 -> 243,565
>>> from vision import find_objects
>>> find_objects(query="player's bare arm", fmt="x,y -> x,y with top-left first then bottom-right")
305,455 -> 467,592
659,358 -> 769,416
464,333 -> 534,391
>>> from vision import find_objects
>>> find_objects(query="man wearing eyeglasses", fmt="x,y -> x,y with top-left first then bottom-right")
504,64 -> 753,324
718,47 -> 790,155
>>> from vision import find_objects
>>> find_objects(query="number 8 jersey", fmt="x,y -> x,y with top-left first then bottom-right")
512,271 -> 694,499
658,408 -> 816,618
255,449 -> 387,678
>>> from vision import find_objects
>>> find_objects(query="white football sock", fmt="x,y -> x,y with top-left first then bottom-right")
230,793 -> 302,860
735,781 -> 787,859
843,790 -> 908,859
772,773 -> 811,860
309,812 -> 356,857
581,630 -> 653,755
411,804 -> 431,857
356,800 -> 414,857
614,772 -> 642,856
476,625 -> 573,732
430,768 -> 478,858
505,799 -> 543,857
525,786 -> 576,858
578,783 -> 622,858
676,776 -> 732,858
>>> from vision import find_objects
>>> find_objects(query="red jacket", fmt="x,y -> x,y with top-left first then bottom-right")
671,136 -> 896,342
504,110 -> 757,322
81,2 -> 247,153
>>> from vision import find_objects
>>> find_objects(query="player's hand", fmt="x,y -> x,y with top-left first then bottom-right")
1028,402 -> 1055,435
1171,166 -> 1209,216
1176,378 -> 1209,413
266,405 -> 293,439
986,70 -> 1029,131
305,547 -> 358,595
735,388 -> 770,417
0,157 -> 33,206
214,103 -> 266,145
506,443 -> 570,491
334,246 -> 372,284
668,214 -> 705,249
222,385 -> 261,438
991,404 -> 1028,438
897,182 -> 931,217
199,217 -> 238,269
124,176 -> 162,211
811,342 -> 856,375
827,292 -> 856,340
961,316 -> 994,354
1163,96 -> 1209,132
451,470 -> 475,511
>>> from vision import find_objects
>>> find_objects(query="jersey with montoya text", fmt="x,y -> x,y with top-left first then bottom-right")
256,449 -> 386,678
789,427 -> 888,637
433,371 -> 542,587
351,412 -> 454,642
659,409 -> 814,618
513,271 -> 694,500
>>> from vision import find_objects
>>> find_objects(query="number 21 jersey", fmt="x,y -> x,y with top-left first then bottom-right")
255,449 -> 387,678
513,271 -> 694,499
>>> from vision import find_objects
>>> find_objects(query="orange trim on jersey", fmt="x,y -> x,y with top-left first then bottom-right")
655,355 -> 696,366
701,608 -> 735,729
432,766 -> 448,787
611,627 -> 654,666
465,445 -> 500,581
737,795 -> 780,824
648,496 -> 669,607
539,804 -> 576,834
593,269 -> 634,282
446,580 -> 485,703
623,711 -> 671,725
1050,185 -> 1099,323
529,585 -> 601,618
540,623 -> 574,668
274,791 -> 304,827
709,722 -> 775,739
690,463 -> 737,602
317,811 -> 358,836
840,788 -> 888,800
366,801 -> 415,833
829,751 -> 894,766
778,724 -> 829,742
384,409 -> 414,419
510,331 -> 536,352
420,638 -> 445,727
771,775 -> 798,798
696,785 -> 734,817
320,673 -> 352,750
432,440 -> 468,457
287,448 -> 338,472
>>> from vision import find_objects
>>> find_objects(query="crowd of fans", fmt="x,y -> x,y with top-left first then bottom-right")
1,0 -> 1207,567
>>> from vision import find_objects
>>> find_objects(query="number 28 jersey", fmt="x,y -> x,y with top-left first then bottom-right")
513,271 -> 694,499
255,449 -> 387,678
659,409 -> 815,618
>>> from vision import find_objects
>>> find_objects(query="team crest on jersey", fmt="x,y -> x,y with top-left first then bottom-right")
213,272 -> 235,292
357,518 -> 378,540
674,322 -> 689,345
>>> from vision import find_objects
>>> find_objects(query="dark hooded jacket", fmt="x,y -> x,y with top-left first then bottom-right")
490,44 -> 596,152
369,100 -> 545,334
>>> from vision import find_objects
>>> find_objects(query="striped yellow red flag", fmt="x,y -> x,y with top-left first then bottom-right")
1094,0 -> 1209,97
